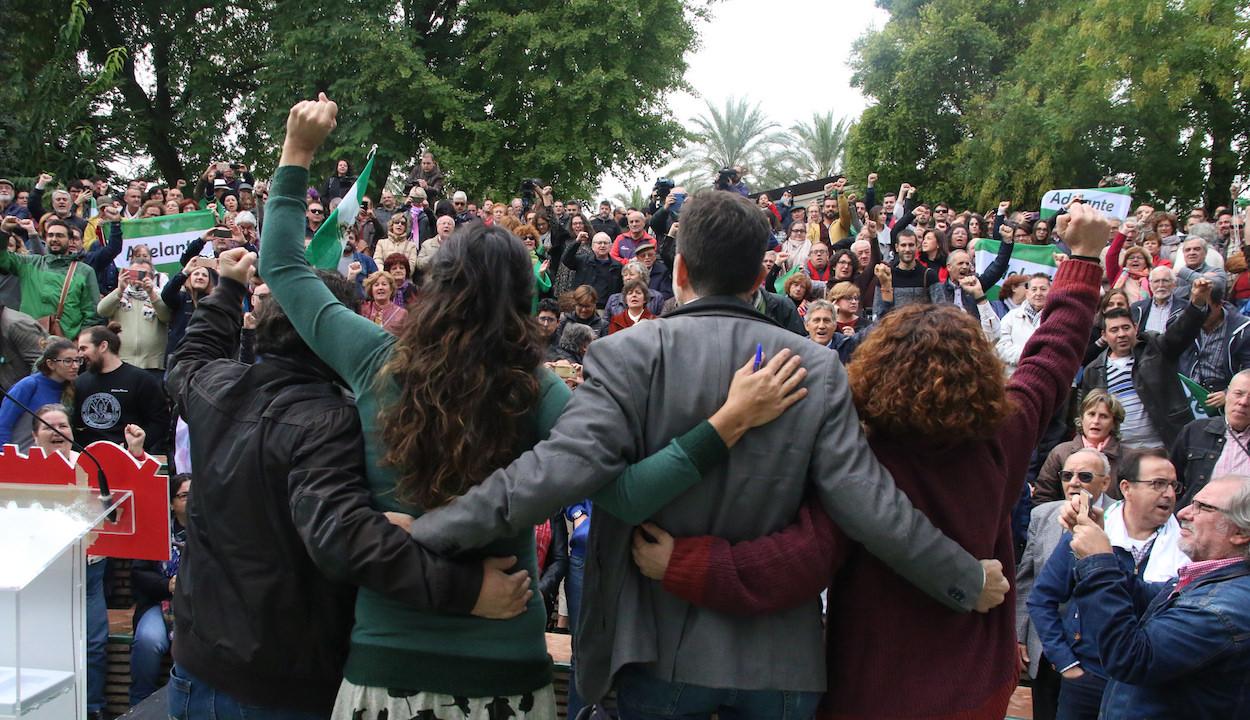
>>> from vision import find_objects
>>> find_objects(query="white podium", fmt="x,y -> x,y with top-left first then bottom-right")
0,484 -> 128,720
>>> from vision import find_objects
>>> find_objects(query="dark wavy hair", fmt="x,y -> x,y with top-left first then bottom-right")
848,304 -> 1012,439
378,223 -> 544,508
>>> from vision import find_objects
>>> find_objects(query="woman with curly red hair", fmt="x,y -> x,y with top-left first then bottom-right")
633,206 -> 1114,719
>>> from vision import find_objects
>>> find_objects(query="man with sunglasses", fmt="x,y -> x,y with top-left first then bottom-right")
1026,448 -> 1190,719
1064,471 -> 1250,719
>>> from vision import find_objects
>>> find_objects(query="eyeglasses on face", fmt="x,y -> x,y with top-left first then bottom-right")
1191,498 -> 1227,515
1060,470 -> 1102,483
308,208 -> 324,215
47,357 -> 80,366
1127,478 -> 1183,494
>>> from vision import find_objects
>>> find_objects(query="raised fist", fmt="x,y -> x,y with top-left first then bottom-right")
284,92 -> 339,154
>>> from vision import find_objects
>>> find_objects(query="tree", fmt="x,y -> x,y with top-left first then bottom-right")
677,96 -> 789,187
2,0 -> 707,201
614,186 -> 647,210
787,112 -> 852,181
847,0 -> 1250,213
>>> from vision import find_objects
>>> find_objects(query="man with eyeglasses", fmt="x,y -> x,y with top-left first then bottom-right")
562,231 -> 623,305
1063,469 -> 1250,719
305,202 -> 326,240
0,217 -> 101,340
451,191 -> 475,226
1027,448 -> 1190,719
535,298 -> 562,361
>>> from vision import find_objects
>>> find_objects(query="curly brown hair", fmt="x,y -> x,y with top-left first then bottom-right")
848,304 -> 1012,439
377,223 -> 543,508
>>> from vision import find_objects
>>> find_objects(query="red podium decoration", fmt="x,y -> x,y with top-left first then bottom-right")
0,442 -> 170,561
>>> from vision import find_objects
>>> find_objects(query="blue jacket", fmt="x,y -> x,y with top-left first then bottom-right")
1027,533 -> 1145,678
1178,302 -> 1250,393
1073,553 -> 1250,719
0,372 -> 66,445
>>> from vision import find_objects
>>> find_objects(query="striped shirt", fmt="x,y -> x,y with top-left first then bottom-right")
1106,355 -> 1163,448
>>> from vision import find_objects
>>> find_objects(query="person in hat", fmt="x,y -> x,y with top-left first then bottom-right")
632,237 -> 672,302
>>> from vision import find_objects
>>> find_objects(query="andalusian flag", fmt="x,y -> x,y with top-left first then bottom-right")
116,210 -> 216,276
772,265 -> 801,294
306,149 -> 375,270
1178,374 -> 1214,419
972,240 -> 1059,301
1039,186 -> 1133,221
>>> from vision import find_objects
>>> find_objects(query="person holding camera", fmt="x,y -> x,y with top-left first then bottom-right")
97,260 -> 172,372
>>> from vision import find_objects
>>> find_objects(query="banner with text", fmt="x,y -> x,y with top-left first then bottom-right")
973,240 -> 1059,301
117,211 -> 216,275
1039,186 -> 1133,221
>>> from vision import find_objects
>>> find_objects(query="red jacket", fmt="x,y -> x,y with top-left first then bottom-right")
608,308 -> 656,334
662,259 -> 1103,719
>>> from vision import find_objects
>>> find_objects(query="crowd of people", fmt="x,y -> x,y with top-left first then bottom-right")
1,92 -> 1249,720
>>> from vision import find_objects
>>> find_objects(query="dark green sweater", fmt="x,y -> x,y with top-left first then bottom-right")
258,165 -> 727,697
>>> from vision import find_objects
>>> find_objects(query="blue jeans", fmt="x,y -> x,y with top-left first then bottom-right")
167,664 -> 324,720
86,559 -> 108,713
130,605 -> 171,706
1056,670 -> 1107,720
565,551 -> 585,720
615,665 -> 821,720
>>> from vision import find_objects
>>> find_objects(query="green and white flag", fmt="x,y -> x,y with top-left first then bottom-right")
772,264 -> 801,294
1177,373 -> 1214,419
972,239 -> 1059,300
1039,186 -> 1133,221
117,210 -> 216,276
307,149 -> 376,271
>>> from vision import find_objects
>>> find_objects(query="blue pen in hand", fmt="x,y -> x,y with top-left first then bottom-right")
753,343 -> 763,371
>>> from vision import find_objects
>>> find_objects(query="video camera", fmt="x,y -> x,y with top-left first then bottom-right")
520,177 -> 545,211
715,167 -> 738,191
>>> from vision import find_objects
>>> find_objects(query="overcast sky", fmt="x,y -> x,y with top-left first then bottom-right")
593,0 -> 889,201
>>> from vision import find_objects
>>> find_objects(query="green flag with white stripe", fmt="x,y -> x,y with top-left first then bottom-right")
1178,373 -> 1213,419
972,240 -> 1059,301
1039,186 -> 1133,221
118,210 -> 217,276
307,149 -> 376,270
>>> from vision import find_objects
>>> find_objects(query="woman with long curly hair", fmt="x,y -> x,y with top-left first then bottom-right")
259,96 -> 802,720
631,207 -> 1114,719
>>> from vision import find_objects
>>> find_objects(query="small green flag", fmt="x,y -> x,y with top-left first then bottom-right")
1177,373 -> 1213,419
772,264 -> 801,294
306,149 -> 376,270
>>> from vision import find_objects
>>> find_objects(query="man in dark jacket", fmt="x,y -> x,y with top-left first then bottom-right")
563,232 -> 623,303
1169,369 -> 1250,508
1177,286 -> 1250,409
165,248 -> 528,717
402,151 -> 445,202
936,243 -> 1013,320
1080,279 -> 1211,451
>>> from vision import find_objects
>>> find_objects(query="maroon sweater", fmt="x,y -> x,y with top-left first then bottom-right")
663,259 -> 1102,719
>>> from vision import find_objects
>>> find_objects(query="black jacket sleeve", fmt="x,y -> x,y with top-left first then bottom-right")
865,184 -> 877,212
561,237 -> 584,272
890,195 -> 918,248
28,187 -> 46,221
977,236 -> 1015,290
160,271 -> 188,315
166,277 -> 247,410
537,512 -> 568,615
1159,302 -> 1210,361
179,237 -> 208,267
130,559 -> 172,605
286,406 -> 482,613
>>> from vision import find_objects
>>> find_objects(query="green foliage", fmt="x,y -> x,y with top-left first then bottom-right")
847,0 -> 1250,212
786,112 -> 852,181
1,0 -> 704,201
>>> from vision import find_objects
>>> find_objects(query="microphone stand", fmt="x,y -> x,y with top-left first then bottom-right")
0,382 -> 116,521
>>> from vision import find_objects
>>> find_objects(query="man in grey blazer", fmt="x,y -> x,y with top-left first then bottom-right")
1017,448 -> 1114,720
407,190 -> 1009,718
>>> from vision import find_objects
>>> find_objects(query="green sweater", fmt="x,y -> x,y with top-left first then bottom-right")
0,245 -> 100,340
258,165 -> 726,697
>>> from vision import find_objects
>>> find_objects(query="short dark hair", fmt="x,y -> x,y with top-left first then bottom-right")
80,325 -> 121,354
44,218 -> 71,236
1102,307 -> 1132,323
255,270 -> 359,357
677,191 -> 768,296
170,473 -> 191,500
896,228 -> 916,242
537,298 -> 560,316
1028,272 -> 1051,284
1118,447 -> 1168,483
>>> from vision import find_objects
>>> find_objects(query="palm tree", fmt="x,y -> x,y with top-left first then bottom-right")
613,186 -> 646,210
678,97 -> 788,186
787,112 -> 852,181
